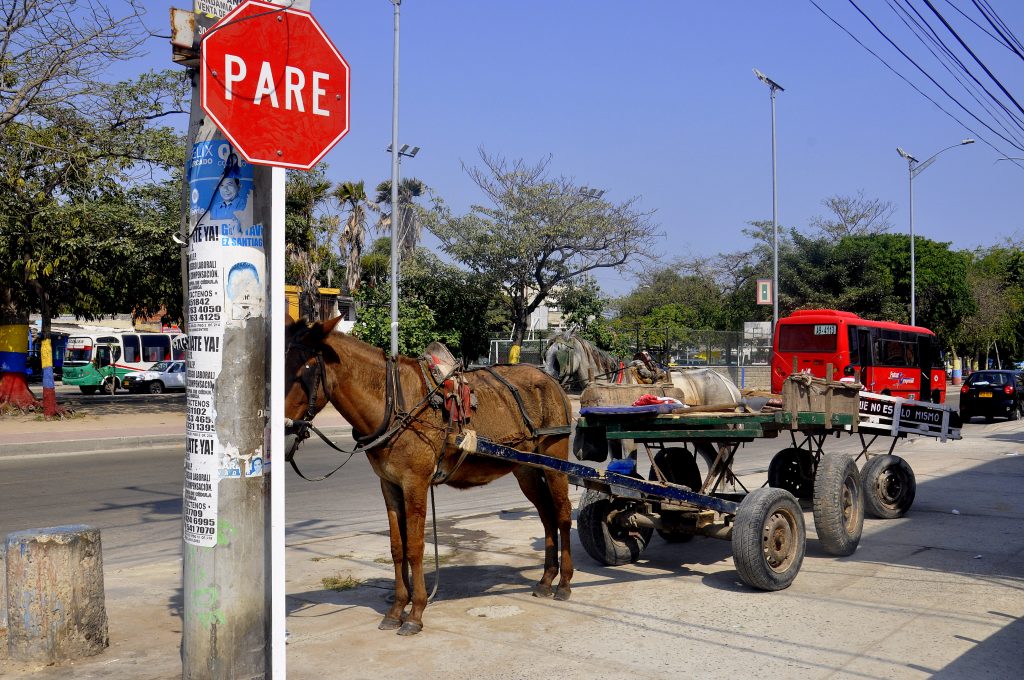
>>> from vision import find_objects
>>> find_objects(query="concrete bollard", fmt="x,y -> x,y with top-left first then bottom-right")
4,525 -> 109,663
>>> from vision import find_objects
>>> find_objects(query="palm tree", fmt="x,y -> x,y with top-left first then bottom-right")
375,177 -> 427,261
334,180 -> 374,294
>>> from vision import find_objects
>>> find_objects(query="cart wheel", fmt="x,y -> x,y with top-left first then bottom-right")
861,455 -> 916,519
812,453 -> 864,556
648,448 -> 702,543
731,487 -> 805,591
576,489 -> 652,566
767,447 -> 816,500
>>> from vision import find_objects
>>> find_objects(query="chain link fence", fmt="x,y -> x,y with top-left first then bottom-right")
486,326 -> 773,369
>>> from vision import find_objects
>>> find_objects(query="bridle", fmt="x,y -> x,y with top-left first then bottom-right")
284,336 -> 427,481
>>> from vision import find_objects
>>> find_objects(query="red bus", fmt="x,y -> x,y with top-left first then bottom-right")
771,309 -> 947,403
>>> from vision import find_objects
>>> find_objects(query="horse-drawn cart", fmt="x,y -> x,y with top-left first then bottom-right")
460,375 -> 961,592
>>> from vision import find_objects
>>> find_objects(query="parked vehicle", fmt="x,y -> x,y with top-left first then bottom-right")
959,370 -> 1024,422
771,309 -> 946,402
62,332 -> 186,394
121,360 -> 187,394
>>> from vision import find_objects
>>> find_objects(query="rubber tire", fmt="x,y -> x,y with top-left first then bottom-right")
959,410 -> 970,423
861,455 -> 917,519
101,378 -> 117,395
648,448 -> 702,543
812,453 -> 864,556
767,447 -> 816,500
79,386 -> 98,395
577,489 -> 652,566
1010,402 -> 1020,421
731,487 -> 806,591
148,381 -> 164,394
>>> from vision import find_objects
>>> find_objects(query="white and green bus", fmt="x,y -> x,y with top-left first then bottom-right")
62,332 -> 187,394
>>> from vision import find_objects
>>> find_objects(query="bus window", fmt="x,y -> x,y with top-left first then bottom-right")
123,334 -> 141,363
172,337 -> 187,360
141,334 -> 171,362
95,345 -> 121,366
778,324 -> 838,352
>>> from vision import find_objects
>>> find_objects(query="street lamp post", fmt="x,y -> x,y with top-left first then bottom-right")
389,0 -> 402,356
753,68 -> 784,334
896,138 -> 974,326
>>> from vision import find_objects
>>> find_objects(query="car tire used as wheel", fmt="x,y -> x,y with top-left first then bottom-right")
861,454 -> 917,519
731,487 -> 805,591
812,453 -> 864,556
647,448 -> 703,543
101,378 -> 117,395
148,381 -> 164,394
767,447 -> 816,500
577,489 -> 652,566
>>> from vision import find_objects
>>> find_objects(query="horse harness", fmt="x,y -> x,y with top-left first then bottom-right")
286,340 -> 571,484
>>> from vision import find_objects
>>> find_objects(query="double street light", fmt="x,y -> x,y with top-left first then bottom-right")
896,138 -> 974,326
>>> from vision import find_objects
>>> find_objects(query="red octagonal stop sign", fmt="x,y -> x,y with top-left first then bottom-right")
201,0 -> 350,170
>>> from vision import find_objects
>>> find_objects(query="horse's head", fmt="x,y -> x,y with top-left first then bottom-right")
285,315 -> 344,426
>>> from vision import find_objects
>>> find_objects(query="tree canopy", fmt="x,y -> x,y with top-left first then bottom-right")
427,150 -> 661,347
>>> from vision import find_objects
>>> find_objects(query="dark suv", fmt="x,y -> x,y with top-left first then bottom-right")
959,370 -> 1024,422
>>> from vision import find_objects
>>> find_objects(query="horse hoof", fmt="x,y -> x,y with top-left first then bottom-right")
554,586 -> 572,602
532,584 -> 554,599
397,621 -> 423,636
378,616 -> 402,631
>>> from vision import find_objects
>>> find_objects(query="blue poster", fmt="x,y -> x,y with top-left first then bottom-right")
188,140 -> 254,228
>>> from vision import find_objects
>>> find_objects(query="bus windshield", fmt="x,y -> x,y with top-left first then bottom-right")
65,339 -> 93,363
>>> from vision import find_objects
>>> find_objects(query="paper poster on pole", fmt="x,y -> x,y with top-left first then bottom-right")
184,138 -> 265,547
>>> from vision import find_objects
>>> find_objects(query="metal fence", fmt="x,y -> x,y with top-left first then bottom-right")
486,326 -> 773,368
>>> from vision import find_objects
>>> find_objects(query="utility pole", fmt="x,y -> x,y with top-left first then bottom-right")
389,0 -> 402,356
174,5 -> 274,677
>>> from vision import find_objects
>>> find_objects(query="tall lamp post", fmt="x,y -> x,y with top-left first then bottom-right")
389,0 -> 402,356
896,138 -> 974,326
753,68 -> 784,334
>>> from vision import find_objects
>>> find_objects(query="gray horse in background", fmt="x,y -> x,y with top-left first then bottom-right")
544,331 -> 628,391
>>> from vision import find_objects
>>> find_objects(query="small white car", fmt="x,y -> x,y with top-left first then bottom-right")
121,360 -> 187,394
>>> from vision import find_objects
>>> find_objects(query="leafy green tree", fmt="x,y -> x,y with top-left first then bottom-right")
353,239 -> 506,360
0,67 -> 186,412
427,150 -> 660,357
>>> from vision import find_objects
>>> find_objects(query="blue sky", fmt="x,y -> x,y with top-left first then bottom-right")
137,1 -> 1023,295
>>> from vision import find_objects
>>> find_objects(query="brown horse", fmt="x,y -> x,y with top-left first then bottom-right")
285,316 -> 575,635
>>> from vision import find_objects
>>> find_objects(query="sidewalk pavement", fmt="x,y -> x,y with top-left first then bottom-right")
5,383 -> 1019,680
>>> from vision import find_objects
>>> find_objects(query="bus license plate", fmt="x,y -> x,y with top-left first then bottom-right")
979,391 -> 993,398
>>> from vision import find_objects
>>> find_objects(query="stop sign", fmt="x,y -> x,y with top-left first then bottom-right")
200,0 -> 350,170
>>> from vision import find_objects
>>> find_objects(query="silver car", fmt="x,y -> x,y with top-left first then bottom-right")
121,360 -> 187,394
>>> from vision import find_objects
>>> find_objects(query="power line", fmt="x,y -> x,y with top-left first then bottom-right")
921,0 -> 1024,120
889,0 -> 1024,146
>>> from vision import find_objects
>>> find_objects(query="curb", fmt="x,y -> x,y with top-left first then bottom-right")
0,426 -> 354,458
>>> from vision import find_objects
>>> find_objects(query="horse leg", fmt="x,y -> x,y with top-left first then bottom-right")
512,466 -> 562,599
543,466 -> 575,601
378,479 -> 409,631
396,482 -> 430,636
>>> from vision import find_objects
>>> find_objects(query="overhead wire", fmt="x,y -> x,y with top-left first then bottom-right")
973,0 -> 1024,57
938,0 -> 1021,55
888,0 -> 1024,146
807,0 -> 1022,156
921,0 -> 1024,120
805,0 -> 1024,170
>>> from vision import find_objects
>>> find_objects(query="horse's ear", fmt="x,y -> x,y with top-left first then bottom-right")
321,315 -> 344,336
